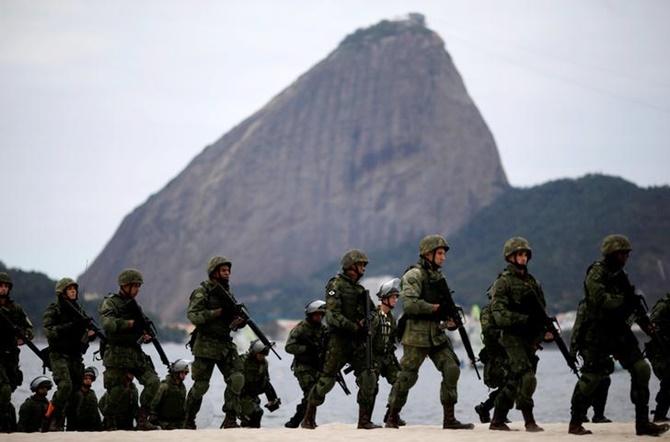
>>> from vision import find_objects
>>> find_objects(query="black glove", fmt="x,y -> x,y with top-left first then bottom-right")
264,398 -> 281,412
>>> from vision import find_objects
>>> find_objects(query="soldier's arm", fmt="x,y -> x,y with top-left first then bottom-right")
16,305 -> 34,340
325,287 -> 358,333
99,299 -> 133,334
42,305 -> 75,340
186,289 -> 218,326
490,278 -> 529,327
400,268 -> 435,316
149,382 -> 167,416
284,324 -> 309,355
585,267 -> 625,310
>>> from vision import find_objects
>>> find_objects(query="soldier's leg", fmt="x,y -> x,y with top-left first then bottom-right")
286,370 -> 317,428
591,376 -> 612,422
135,357 -> 161,408
655,371 -> 670,422
102,367 -> 128,427
0,362 -> 16,433
569,348 -> 611,435
64,359 -> 84,431
350,350 -> 380,429
387,345 -> 426,411
47,353 -> 73,431
184,357 -> 215,424
430,343 -> 473,429
219,348 -> 245,428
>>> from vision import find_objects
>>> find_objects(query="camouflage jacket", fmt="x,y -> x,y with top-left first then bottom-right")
17,395 -> 48,433
150,375 -> 186,422
43,297 -> 89,355
241,353 -> 277,401
71,388 -> 102,431
372,307 -> 398,361
650,294 -> 670,341
490,264 -> 546,342
325,273 -> 376,338
398,258 -> 450,348
98,293 -> 149,367
285,319 -> 326,372
0,299 -> 33,352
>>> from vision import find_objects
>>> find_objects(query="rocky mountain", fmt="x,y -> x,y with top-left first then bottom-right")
79,15 -> 509,321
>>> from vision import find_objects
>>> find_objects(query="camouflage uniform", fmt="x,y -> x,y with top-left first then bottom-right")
70,387 -> 102,431
43,279 -> 90,430
0,272 -> 33,433
647,293 -> 670,421
569,234 -> 667,436
474,302 -> 507,422
284,316 -> 326,427
373,306 -> 400,386
17,394 -> 49,433
98,288 -> 160,429
184,258 -> 245,429
239,351 -> 279,428
99,379 -> 138,430
150,374 -> 186,430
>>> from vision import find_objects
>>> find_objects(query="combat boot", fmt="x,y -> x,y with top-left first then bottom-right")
383,406 -> 406,426
489,407 -> 511,431
591,379 -> 611,423
137,407 -> 161,431
221,412 -> 239,429
285,402 -> 306,428
442,403 -> 474,430
653,402 -> 670,423
568,420 -> 593,435
357,406 -> 381,429
385,407 -> 401,429
636,421 -> 670,436
300,403 -> 317,429
475,402 -> 491,423
521,407 -> 544,432
183,413 -> 196,430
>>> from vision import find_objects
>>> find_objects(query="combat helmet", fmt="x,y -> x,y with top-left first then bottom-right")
207,256 -> 232,276
377,278 -> 401,299
419,234 -> 449,255
55,277 -> 78,296
170,359 -> 191,374
249,339 -> 269,355
83,366 -> 99,381
601,234 -> 632,257
340,249 -> 368,270
305,300 -> 326,316
503,237 -> 532,260
30,376 -> 53,392
0,272 -> 13,289
117,268 -> 143,286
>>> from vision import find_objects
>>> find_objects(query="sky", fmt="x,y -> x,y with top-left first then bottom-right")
1,0 -> 669,279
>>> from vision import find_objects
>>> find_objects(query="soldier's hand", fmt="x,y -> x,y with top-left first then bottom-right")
87,329 -> 96,338
16,338 -> 24,346
127,319 -> 135,329
212,308 -> 223,318
264,398 -> 281,412
230,316 -> 247,331
142,333 -> 153,343
444,319 -> 458,331
432,304 -> 440,313
543,331 -> 555,342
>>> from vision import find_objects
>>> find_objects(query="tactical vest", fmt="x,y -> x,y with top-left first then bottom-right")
498,269 -> 543,316
404,264 -> 448,320
103,294 -> 144,347
193,282 -> 236,339
47,299 -> 89,355
327,275 -> 368,324
155,379 -> 186,421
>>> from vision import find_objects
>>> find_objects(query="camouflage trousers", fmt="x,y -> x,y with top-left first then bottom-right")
479,343 -> 508,389
103,346 -> 160,412
494,335 -> 539,411
239,395 -> 264,427
49,352 -> 84,416
0,351 -> 21,432
387,341 -> 460,410
647,341 -> 670,415
571,330 -> 650,421
185,354 -> 244,417
307,334 -> 376,408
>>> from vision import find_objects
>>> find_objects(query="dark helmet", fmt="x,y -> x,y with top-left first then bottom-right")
340,249 -> 368,270
170,359 -> 191,374
249,339 -> 269,355
0,272 -> 13,289
601,234 -> 632,257
305,300 -> 326,316
207,256 -> 232,276
30,376 -> 53,392
377,278 -> 400,299
117,268 -> 143,286
83,366 -> 99,381
55,277 -> 78,296
503,237 -> 532,260
419,234 -> 449,256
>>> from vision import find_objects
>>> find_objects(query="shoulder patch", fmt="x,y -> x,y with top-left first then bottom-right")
328,290 -> 336,296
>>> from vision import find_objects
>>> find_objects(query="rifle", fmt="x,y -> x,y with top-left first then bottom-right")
335,370 -> 352,395
63,299 -> 108,360
210,284 -> 281,360
320,331 -> 351,395
0,307 -> 51,370
629,289 -> 670,357
433,281 -> 481,380
124,298 -> 171,370
364,290 -> 373,371
526,294 -> 580,378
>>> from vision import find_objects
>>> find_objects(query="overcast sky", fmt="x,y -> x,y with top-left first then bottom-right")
2,0 -> 669,280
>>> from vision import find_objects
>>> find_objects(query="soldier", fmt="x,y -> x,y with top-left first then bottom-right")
301,249 -> 380,430
239,340 -> 281,428
488,237 -> 551,432
98,268 -> 160,431
372,279 -> 405,426
646,293 -> 670,422
568,234 -> 669,436
284,300 -> 327,428
99,371 -> 138,430
474,293 -> 508,424
184,256 -> 245,429
17,376 -> 52,433
150,359 -> 189,430
42,277 -> 95,431
386,235 -> 473,430
0,271 -> 33,433
69,366 -> 102,431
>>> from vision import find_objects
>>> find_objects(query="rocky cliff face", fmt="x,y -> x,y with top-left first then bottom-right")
80,16 -> 509,321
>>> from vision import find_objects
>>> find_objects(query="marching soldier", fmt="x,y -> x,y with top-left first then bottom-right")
184,256 -> 245,429
568,234 -> 668,436
151,359 -> 189,430
386,235 -> 473,430
488,237 -> 550,432
42,277 -> 95,431
17,376 -> 52,432
239,340 -> 281,428
301,249 -> 380,430
284,300 -> 327,428
0,271 -> 33,433
646,293 -> 670,422
98,269 -> 160,431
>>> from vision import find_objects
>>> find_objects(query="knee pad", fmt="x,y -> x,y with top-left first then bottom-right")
228,372 -> 244,395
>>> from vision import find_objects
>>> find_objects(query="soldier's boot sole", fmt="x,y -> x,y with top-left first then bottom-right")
636,421 -> 670,436
489,422 -> 513,431
525,423 -> 544,432
568,423 -> 593,435
591,416 -> 612,424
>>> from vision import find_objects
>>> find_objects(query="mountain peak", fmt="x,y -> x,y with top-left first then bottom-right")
339,13 -> 435,49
